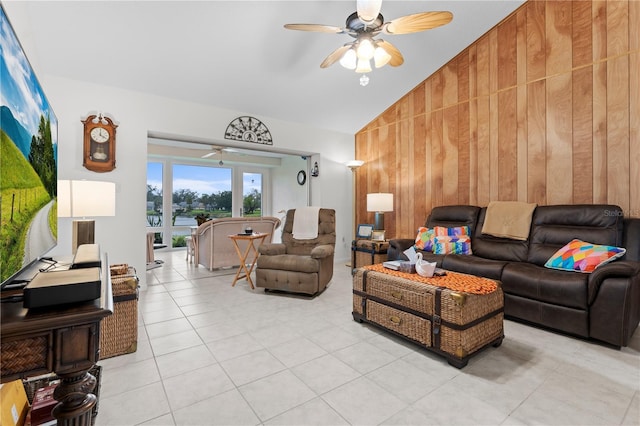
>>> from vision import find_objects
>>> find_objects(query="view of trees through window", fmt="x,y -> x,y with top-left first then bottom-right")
146,162 -> 263,248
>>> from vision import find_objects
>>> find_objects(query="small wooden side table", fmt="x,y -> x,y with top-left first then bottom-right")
228,232 -> 269,289
351,239 -> 389,273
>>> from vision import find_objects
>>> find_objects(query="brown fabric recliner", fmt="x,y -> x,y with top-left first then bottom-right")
255,208 -> 336,296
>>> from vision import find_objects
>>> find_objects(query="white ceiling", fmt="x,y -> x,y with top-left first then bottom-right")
12,0 -> 525,135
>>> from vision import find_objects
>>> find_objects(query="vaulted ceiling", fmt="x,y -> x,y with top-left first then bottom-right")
8,1 -> 525,135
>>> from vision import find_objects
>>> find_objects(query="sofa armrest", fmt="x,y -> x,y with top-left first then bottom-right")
311,244 -> 334,259
388,239 -> 414,260
587,261 -> 640,304
258,243 -> 286,256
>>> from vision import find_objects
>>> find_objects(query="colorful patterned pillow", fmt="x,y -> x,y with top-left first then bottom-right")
414,227 -> 435,251
414,226 -> 471,252
433,235 -> 473,255
544,239 -> 626,273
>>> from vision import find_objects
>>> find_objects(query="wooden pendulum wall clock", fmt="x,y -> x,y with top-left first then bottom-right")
82,113 -> 117,172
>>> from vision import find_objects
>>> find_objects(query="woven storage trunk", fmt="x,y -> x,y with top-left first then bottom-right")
100,267 -> 138,359
352,240 -> 389,272
353,267 -> 504,368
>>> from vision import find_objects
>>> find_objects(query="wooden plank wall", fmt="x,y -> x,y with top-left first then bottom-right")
355,0 -> 639,239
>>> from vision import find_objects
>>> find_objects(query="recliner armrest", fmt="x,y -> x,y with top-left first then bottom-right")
587,260 -> 640,304
388,239 -> 414,260
389,239 -> 414,251
311,244 -> 334,259
258,243 -> 286,256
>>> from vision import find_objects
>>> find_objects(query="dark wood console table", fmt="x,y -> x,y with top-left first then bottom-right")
1,260 -> 113,425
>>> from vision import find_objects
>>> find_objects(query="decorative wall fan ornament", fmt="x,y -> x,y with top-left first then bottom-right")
224,116 -> 273,145
284,0 -> 452,86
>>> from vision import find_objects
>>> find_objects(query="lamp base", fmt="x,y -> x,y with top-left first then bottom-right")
374,212 -> 385,231
72,219 -> 95,254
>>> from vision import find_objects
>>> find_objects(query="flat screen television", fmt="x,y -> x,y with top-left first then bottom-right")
1,3 -> 58,288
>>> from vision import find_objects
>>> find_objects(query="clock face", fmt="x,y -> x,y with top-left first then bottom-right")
90,127 -> 110,143
297,170 -> 306,186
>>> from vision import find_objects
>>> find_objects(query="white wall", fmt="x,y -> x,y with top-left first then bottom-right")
7,4 -> 355,287
271,155 -> 308,243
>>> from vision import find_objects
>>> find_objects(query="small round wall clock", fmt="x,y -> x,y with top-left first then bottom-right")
82,113 -> 117,172
297,170 -> 306,185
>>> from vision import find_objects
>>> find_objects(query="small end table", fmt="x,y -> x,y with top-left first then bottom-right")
228,232 -> 270,289
351,239 -> 389,274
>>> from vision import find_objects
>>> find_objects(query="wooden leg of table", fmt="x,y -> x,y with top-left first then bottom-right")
231,240 -> 246,287
244,239 -> 264,288
52,369 -> 97,426
239,241 -> 256,289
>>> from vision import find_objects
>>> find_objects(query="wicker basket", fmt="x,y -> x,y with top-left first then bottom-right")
100,267 -> 138,359
109,263 -> 129,276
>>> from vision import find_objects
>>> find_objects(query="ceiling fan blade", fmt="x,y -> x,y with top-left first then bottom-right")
377,40 -> 404,67
284,23 -> 343,34
320,45 -> 351,68
384,11 -> 453,35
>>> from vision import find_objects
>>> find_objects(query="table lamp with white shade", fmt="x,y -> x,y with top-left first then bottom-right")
58,180 -> 116,253
367,193 -> 393,231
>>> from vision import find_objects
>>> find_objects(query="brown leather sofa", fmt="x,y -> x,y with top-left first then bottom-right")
388,204 -> 640,347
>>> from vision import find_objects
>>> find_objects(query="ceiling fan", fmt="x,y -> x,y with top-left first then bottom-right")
201,146 -> 238,159
284,0 -> 452,85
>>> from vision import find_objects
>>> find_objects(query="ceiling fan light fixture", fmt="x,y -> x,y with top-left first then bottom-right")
356,38 -> 375,60
357,0 -> 382,25
339,48 -> 357,70
359,74 -> 370,86
355,58 -> 372,73
373,45 -> 391,68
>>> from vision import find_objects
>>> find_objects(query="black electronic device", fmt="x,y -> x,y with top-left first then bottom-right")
71,244 -> 101,269
23,267 -> 101,309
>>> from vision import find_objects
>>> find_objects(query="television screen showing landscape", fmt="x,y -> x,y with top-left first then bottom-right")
1,5 -> 58,285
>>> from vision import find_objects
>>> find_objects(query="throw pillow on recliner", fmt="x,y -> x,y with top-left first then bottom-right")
414,227 -> 436,251
544,239 -> 626,273
414,226 -> 471,253
433,235 -> 473,255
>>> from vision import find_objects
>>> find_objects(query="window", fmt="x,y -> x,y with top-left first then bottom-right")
171,164 -> 232,247
146,162 -> 163,244
242,172 -> 262,217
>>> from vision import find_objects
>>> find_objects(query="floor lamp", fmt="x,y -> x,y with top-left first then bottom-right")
58,180 -> 116,254
346,160 -> 364,266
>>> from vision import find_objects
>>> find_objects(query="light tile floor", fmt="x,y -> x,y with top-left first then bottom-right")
96,250 -> 640,425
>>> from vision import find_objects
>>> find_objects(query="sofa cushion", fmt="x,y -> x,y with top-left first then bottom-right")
425,205 -> 481,234
544,239 -> 626,273
502,262 -> 589,310
442,255 -> 506,280
528,205 -> 623,267
256,254 -> 319,273
472,208 -> 530,262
